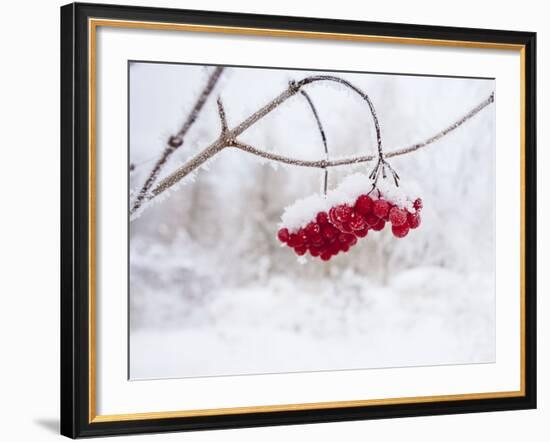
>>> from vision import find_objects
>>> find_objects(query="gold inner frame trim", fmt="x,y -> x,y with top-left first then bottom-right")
88,18 -> 527,424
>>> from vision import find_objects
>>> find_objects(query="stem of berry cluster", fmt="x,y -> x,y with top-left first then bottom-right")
131,72 -> 495,218
299,90 -> 330,196
296,75 -> 383,152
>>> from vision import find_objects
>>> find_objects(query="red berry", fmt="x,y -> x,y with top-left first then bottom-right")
365,213 -> 379,227
297,229 -> 308,245
340,244 -> 350,252
310,233 -> 324,246
355,195 -> 373,215
309,246 -> 321,257
349,211 -> 366,231
338,233 -> 354,244
334,204 -> 353,223
320,251 -> 332,261
322,224 -> 338,242
306,222 -> 321,236
287,233 -> 298,247
338,222 -> 354,234
371,219 -> 386,231
355,227 -> 369,238
277,228 -> 289,243
328,206 -> 339,225
407,211 -> 421,229
392,224 -> 409,238
348,235 -> 358,246
389,206 -> 408,226
414,198 -> 423,210
294,246 -> 307,256
316,211 -> 329,225
373,199 -> 391,219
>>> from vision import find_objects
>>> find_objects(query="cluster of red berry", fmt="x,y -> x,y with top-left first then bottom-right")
277,195 -> 422,261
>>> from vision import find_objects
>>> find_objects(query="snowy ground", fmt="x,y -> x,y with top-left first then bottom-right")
130,267 -> 494,379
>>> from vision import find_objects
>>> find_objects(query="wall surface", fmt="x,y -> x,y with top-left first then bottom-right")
0,0 -> 545,440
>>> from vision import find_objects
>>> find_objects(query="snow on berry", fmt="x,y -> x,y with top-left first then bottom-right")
278,173 -> 423,261
372,199 -> 391,219
389,206 -> 408,226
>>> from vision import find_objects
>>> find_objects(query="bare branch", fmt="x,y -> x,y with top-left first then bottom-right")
384,92 -> 495,158
148,86 -> 301,201
134,73 -> 495,217
148,75 -> 390,204
217,97 -> 228,134
232,93 -> 495,169
150,139 -> 227,198
130,66 -> 225,213
231,141 -> 346,168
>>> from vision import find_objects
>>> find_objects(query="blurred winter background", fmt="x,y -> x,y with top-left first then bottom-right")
129,62 -> 495,379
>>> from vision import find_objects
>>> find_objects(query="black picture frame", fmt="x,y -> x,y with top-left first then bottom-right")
61,2 -> 537,438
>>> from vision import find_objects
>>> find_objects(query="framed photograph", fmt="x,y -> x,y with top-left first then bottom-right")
60,2 -> 536,438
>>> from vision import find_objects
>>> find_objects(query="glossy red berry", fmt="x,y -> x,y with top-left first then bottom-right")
365,213 -> 379,227
322,224 -> 338,242
328,206 -> 339,225
297,229 -> 308,245
338,222 -> 354,234
310,233 -> 324,246
320,251 -> 332,261
407,211 -> 421,229
339,233 -> 355,245
316,211 -> 329,225
338,233 -> 350,244
305,222 -> 321,236
414,198 -> 423,210
355,195 -> 373,215
392,224 -> 409,238
371,219 -> 386,231
310,246 -> 321,257
277,228 -> 289,243
294,246 -> 307,256
373,199 -> 391,219
330,243 -> 341,255
334,204 -> 353,223
287,233 -> 298,247
349,211 -> 366,231
389,206 -> 408,226
383,205 -> 393,221
355,227 -> 369,238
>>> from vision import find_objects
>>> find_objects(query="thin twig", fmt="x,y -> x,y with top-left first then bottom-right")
300,90 -> 329,195
130,66 -> 224,213
385,91 -> 495,157
217,97 -> 228,134
300,90 -> 329,158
